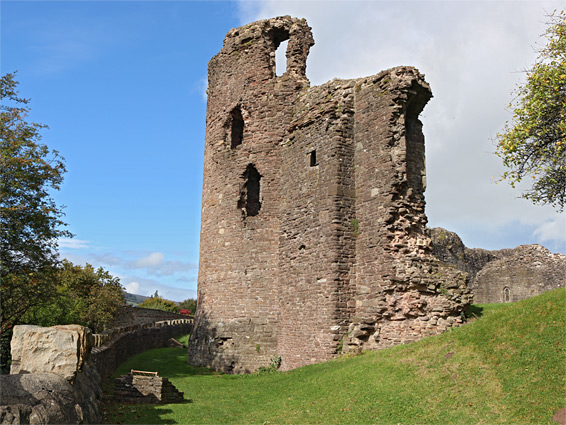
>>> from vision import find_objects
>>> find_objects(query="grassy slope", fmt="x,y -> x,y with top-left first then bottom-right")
103,288 -> 565,424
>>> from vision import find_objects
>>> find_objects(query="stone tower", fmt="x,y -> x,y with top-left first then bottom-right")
188,16 -> 470,373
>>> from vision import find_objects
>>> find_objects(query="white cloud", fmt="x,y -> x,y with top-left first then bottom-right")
133,252 -> 164,268
236,0 -> 565,254
60,249 -> 197,279
121,276 -> 197,302
58,238 -> 91,249
125,281 -> 140,294
534,217 -> 566,245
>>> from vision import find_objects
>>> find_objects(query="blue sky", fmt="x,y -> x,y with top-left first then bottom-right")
2,0 -> 565,301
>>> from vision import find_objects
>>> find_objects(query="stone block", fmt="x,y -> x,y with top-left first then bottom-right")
10,325 -> 93,383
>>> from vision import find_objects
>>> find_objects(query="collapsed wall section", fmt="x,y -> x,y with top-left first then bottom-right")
344,69 -> 469,351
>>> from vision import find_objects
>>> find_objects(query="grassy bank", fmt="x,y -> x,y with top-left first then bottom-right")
103,288 -> 565,424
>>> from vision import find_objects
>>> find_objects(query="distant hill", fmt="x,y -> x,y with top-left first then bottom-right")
123,292 -> 150,306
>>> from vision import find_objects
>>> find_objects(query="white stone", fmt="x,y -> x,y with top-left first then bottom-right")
10,325 -> 93,383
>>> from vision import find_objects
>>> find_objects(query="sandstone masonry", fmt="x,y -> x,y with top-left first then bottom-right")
188,16 -> 470,373
113,374 -> 184,404
430,227 -> 566,303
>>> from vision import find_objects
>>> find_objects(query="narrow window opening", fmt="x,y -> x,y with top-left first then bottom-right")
230,107 -> 244,148
238,164 -> 261,217
309,150 -> 317,167
270,28 -> 290,77
503,286 -> 511,303
275,39 -> 289,76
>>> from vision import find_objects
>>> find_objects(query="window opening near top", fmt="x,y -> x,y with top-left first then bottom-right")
309,150 -> 317,167
231,107 -> 244,148
275,39 -> 289,76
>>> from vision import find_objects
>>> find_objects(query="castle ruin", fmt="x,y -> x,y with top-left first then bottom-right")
188,16 -> 470,373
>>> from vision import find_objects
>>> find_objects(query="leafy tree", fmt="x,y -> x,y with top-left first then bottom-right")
23,261 -> 125,333
138,291 -> 179,313
1,73 -> 71,331
1,73 -> 72,371
496,11 -> 566,211
178,298 -> 197,315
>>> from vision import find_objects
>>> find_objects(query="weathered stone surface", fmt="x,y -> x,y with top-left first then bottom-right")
113,374 -> 184,404
0,364 -> 101,424
429,227 -> 497,281
430,227 -> 566,303
10,325 -> 93,383
189,16 -> 470,373
473,244 -> 566,303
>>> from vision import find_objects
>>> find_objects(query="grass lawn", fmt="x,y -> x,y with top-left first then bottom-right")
102,288 -> 565,424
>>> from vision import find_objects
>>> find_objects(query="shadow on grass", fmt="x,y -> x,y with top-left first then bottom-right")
104,404 -> 177,424
464,304 -> 484,319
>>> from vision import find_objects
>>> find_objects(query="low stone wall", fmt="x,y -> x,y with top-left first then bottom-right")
1,319 -> 193,424
92,319 -> 192,381
93,318 -> 192,347
113,306 -> 189,327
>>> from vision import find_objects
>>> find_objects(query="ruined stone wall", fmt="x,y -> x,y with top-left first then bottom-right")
113,305 -> 188,328
429,227 -> 565,303
113,374 -> 184,404
473,245 -> 565,303
429,227 -> 497,282
189,16 -> 470,373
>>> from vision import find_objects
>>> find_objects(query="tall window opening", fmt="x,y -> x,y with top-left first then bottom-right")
275,39 -> 289,76
270,28 -> 290,77
503,286 -> 511,303
230,106 -> 244,148
238,164 -> 261,217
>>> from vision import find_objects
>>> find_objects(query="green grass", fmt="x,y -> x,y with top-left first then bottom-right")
102,288 -> 566,424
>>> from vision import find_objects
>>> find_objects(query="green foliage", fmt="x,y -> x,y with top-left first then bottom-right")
177,297 -> 197,314
351,218 -> 360,236
103,289 -> 565,424
138,291 -> 178,313
496,11 -> 566,211
257,355 -> 282,374
1,72 -> 72,336
22,260 -> 125,333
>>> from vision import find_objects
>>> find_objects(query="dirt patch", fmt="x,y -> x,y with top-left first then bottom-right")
553,408 -> 566,425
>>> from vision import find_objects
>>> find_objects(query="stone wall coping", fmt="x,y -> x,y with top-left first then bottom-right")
92,318 -> 193,348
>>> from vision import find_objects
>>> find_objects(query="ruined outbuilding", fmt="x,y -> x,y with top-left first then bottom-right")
188,16 -> 470,373
430,227 -> 566,303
